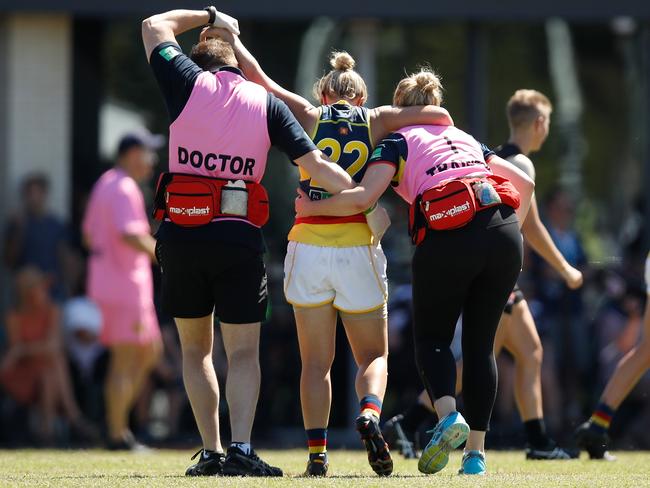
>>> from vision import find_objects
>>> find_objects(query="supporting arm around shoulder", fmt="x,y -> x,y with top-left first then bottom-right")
294,150 -> 354,194
487,155 -> 535,226
369,105 -> 454,146
142,9 -> 211,61
295,163 -> 395,217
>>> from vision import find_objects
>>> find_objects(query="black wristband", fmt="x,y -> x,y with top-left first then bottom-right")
204,6 -> 216,25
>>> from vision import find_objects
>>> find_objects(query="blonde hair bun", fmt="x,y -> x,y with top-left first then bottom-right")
415,71 -> 439,91
330,51 -> 356,71
393,69 -> 443,107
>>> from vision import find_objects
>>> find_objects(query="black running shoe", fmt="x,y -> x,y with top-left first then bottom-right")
222,446 -> 283,477
525,442 -> 577,460
185,449 -> 225,476
574,421 -> 616,461
356,414 -> 394,476
383,414 -> 418,459
304,453 -> 329,477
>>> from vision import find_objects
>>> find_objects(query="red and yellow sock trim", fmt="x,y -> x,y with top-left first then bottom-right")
590,411 -> 612,429
307,439 -> 327,454
360,395 -> 382,418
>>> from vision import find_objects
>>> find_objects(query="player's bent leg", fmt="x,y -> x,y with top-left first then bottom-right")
341,307 -> 389,403
504,300 -> 573,459
341,307 -> 393,476
175,314 -> 225,476
576,336 -> 650,460
577,270 -> 650,461
505,300 -> 544,422
293,304 -> 337,477
493,312 -> 511,357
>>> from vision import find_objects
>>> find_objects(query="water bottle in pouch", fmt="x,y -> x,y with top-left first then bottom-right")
221,180 -> 248,217
473,179 -> 501,207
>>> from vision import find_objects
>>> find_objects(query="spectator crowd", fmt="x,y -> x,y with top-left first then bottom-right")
0,168 -> 648,450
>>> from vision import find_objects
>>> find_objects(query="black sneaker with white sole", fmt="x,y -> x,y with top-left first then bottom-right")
525,442 -> 577,460
356,414 -> 393,476
222,446 -> 283,477
574,421 -> 616,461
304,453 -> 329,477
185,449 -> 225,476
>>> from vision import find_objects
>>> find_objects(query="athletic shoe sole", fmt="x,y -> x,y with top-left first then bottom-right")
356,415 -> 394,476
418,421 -> 469,474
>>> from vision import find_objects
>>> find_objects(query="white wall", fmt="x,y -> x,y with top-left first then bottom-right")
2,14 -> 72,218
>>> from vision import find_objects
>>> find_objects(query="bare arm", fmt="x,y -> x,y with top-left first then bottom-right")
227,34 -> 319,132
142,9 -> 211,61
487,155 -> 535,226
296,163 -> 395,217
522,197 -> 583,289
369,106 -> 454,146
123,234 -> 157,263
294,150 -> 354,194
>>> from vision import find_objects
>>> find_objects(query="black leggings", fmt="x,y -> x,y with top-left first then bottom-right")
412,205 -> 522,431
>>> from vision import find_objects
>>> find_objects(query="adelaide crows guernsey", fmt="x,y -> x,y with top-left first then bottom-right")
288,101 -> 374,246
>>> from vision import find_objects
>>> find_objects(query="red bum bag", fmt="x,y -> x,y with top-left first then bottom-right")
152,172 -> 269,228
408,175 -> 520,245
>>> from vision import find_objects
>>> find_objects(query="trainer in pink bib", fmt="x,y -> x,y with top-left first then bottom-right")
168,70 -> 270,183
394,125 -> 491,204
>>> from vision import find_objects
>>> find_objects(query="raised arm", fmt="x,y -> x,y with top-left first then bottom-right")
222,32 -> 319,132
296,164 -> 394,217
369,106 -> 454,146
487,154 -> 535,226
142,9 -> 211,61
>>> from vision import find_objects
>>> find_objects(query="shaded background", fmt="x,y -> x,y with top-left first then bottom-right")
1,1 -> 650,450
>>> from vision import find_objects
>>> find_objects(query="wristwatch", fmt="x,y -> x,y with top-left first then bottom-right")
204,6 -> 217,25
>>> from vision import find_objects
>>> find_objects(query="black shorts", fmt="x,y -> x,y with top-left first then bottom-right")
156,240 -> 268,323
503,283 -> 525,315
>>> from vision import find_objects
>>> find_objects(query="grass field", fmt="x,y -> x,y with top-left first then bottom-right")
1,449 -> 649,487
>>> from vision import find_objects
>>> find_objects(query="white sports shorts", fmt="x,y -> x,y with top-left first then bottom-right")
283,241 -> 388,313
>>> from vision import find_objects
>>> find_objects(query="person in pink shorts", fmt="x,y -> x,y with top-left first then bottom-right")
83,131 -> 163,449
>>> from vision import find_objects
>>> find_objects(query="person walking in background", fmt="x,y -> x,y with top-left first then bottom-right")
529,188 -> 589,429
82,131 -> 163,450
3,174 -> 73,301
0,267 -> 96,444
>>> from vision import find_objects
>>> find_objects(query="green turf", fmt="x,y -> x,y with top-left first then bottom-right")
0,449 -> 649,487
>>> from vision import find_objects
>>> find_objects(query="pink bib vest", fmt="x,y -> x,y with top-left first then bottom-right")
393,125 -> 491,204
168,70 -> 270,183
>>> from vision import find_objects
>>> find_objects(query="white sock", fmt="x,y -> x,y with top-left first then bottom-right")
231,442 -> 252,455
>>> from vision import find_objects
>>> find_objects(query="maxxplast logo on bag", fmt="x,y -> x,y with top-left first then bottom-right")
167,206 -> 212,217
429,201 -> 472,221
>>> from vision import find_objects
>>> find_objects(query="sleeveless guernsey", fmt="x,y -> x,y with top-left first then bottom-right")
288,102 -> 373,247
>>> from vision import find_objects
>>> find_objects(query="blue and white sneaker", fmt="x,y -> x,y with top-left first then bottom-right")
459,450 -> 486,475
418,412 -> 469,474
